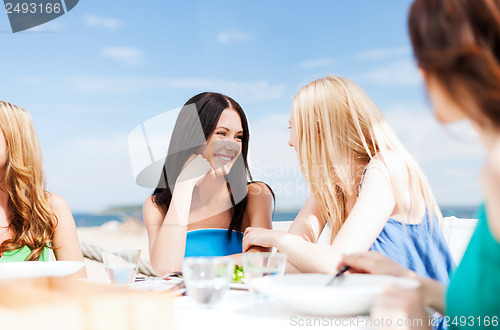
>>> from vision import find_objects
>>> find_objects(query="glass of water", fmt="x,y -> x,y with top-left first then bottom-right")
102,249 -> 141,285
182,257 -> 234,308
243,252 -> 287,296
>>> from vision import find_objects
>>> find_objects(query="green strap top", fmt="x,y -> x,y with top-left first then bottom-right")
446,205 -> 500,328
0,245 -> 49,262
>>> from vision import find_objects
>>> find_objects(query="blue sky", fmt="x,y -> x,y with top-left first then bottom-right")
0,0 -> 485,212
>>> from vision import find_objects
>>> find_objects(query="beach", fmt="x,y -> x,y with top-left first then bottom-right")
76,218 -> 150,280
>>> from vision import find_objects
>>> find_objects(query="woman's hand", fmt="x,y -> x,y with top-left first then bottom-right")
344,252 -> 431,329
371,284 -> 431,330
243,227 -> 285,252
342,251 -> 446,314
176,154 -> 213,187
341,252 -> 413,277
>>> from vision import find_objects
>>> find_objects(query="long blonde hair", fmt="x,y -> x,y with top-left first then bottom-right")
0,101 -> 57,261
293,76 -> 441,240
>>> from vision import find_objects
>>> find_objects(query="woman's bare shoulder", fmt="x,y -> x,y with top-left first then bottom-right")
44,192 -> 75,228
247,182 -> 274,202
369,152 -> 407,178
45,192 -> 70,213
248,181 -> 273,194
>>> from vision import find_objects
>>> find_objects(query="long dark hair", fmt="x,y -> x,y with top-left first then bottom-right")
409,0 -> 500,129
153,92 -> 253,236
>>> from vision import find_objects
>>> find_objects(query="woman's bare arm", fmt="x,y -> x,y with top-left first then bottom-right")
50,193 -> 87,279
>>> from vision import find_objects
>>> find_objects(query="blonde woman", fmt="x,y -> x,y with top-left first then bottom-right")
243,76 -> 453,283
0,101 -> 86,278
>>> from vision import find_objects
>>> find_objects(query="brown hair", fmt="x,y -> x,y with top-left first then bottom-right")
0,101 -> 58,261
409,0 -> 500,129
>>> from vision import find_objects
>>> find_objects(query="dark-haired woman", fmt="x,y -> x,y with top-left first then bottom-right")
341,0 -> 500,328
143,92 -> 273,276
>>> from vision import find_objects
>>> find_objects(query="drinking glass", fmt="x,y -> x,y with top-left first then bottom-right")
102,249 -> 141,285
182,257 -> 234,308
243,252 -> 287,296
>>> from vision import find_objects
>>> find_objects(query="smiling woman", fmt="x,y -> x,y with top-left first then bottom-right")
143,92 -> 274,276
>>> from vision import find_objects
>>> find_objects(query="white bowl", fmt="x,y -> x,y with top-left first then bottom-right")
249,273 -> 419,316
0,261 -> 85,279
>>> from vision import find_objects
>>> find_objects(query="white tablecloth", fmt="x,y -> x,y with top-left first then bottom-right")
174,290 -> 370,330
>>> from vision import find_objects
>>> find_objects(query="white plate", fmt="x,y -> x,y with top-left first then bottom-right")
0,261 -> 85,279
230,282 -> 248,290
131,278 -> 182,292
249,273 -> 419,316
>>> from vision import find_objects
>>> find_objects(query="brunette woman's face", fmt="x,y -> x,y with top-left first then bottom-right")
200,108 -> 243,175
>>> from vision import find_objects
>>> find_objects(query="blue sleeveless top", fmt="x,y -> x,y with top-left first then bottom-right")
184,229 -> 242,258
370,214 -> 455,285
358,163 -> 454,283
370,215 -> 455,330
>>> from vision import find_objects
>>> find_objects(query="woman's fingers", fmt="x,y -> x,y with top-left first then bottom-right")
341,252 -> 410,277
242,227 -> 254,252
341,252 -> 382,273
371,285 -> 429,330
177,154 -> 213,186
194,156 -> 213,186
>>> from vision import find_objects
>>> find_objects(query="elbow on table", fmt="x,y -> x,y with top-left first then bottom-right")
150,257 -> 182,278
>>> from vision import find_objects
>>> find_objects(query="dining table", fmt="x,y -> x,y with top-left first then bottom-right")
172,287 -> 371,330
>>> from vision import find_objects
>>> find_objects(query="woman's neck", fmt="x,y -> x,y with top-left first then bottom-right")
472,121 -> 500,153
192,174 -> 231,208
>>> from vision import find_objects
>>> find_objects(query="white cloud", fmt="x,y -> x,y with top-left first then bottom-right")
359,59 -> 421,86
356,47 -> 411,60
43,113 -> 301,212
42,105 -> 486,212
248,113 -> 308,211
383,104 -> 485,205
101,47 -> 145,67
83,14 -> 122,30
71,76 -> 163,93
249,107 -> 486,209
216,30 -> 254,44
70,76 -> 287,103
167,78 -> 287,103
12,75 -> 46,84
295,58 -> 335,69
384,105 -> 485,164
44,134 -> 149,212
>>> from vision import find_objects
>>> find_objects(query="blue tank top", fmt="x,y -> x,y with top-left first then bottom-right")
370,215 -> 455,330
358,163 -> 454,283
370,214 -> 455,285
184,229 -> 242,258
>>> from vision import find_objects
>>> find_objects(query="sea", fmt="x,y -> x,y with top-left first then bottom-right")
73,205 -> 479,227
